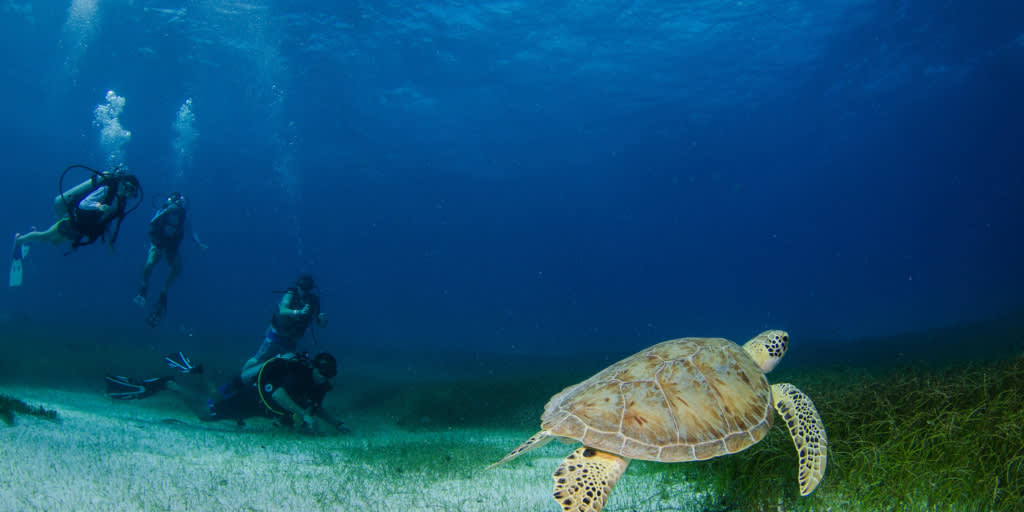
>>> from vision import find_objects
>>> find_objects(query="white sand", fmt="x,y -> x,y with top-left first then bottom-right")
0,385 -> 713,512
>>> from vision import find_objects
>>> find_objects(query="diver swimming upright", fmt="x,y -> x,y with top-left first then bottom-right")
134,191 -> 208,327
10,165 -> 142,287
240,274 -> 328,382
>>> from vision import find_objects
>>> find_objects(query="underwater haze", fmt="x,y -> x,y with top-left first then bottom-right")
1,1 -> 1022,355
1,1 -> 1024,510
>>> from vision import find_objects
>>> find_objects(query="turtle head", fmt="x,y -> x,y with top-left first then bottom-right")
742,330 -> 789,373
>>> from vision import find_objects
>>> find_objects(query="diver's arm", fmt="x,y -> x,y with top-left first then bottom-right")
192,232 -> 208,250
314,407 -> 349,433
269,387 -> 305,416
187,218 -> 209,250
78,187 -> 110,212
102,199 -> 122,250
277,291 -> 307,317
270,387 -> 314,427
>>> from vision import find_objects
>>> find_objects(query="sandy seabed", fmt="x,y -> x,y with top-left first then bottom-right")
0,385 -> 711,512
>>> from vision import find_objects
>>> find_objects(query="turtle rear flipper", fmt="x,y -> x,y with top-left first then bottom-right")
487,430 -> 553,469
552,447 -> 629,512
772,382 -> 828,495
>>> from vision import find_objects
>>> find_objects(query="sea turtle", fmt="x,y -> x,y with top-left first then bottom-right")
488,330 -> 827,512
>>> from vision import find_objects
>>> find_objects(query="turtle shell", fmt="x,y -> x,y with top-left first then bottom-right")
541,337 -> 772,462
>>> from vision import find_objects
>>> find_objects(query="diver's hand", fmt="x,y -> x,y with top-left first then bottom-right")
334,420 -> 351,434
316,312 -> 327,328
301,414 -> 316,431
292,412 -> 316,432
298,304 -> 312,317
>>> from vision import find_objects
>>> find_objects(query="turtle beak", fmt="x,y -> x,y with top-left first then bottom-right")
760,357 -> 781,373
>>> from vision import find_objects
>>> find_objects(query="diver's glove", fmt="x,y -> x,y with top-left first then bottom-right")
291,412 -> 316,432
165,352 -> 203,375
334,420 -> 351,434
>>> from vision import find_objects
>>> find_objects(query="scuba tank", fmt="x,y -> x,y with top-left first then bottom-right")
53,165 -> 126,218
53,176 -> 99,218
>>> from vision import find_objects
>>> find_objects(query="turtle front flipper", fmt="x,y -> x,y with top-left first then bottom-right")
552,447 -> 630,512
771,383 -> 828,496
487,430 -> 553,469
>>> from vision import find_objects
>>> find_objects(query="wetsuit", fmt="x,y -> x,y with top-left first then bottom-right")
207,356 -> 332,424
250,288 -> 321,366
58,185 -> 122,245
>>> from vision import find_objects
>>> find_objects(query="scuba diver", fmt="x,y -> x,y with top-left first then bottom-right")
134,192 -> 208,327
10,165 -> 142,287
105,351 -> 349,434
240,274 -> 328,382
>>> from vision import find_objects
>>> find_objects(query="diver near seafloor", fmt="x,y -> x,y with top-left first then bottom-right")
240,274 -> 328,383
9,165 -> 142,288
105,351 -> 350,434
134,192 -> 208,327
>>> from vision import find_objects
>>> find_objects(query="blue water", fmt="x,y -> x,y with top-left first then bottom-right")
1,0 -> 1022,360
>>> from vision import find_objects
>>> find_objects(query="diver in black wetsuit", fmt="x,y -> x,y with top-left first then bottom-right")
105,352 -> 349,434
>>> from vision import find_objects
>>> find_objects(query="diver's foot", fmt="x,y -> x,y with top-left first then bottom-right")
146,292 -> 167,327
133,286 -> 147,307
104,375 -> 173,400
165,351 -> 202,375
13,226 -> 37,248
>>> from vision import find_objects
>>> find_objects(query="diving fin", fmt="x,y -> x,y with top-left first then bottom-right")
9,235 -> 27,288
165,352 -> 202,375
146,293 -> 167,328
104,375 -> 172,400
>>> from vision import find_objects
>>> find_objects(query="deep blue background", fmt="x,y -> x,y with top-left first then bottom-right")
1,0 -> 1022,358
